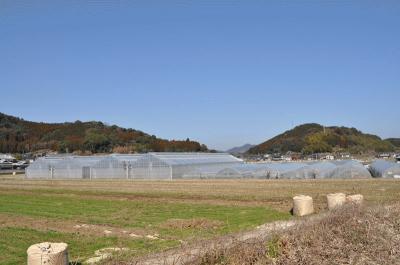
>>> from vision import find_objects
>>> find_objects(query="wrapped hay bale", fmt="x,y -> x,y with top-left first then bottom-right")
327,193 -> 346,210
293,195 -> 314,216
27,242 -> 68,265
346,194 -> 364,205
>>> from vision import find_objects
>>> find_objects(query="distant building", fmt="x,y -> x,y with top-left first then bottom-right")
377,153 -> 391,159
340,153 -> 351,159
0,154 -> 15,160
263,154 -> 271,161
271,153 -> 283,161
283,156 -> 292,161
325,154 -> 335,160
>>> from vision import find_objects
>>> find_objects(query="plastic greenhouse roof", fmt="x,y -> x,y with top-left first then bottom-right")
370,160 -> 400,173
222,164 -> 270,173
148,152 -> 243,166
308,161 -> 337,169
369,160 -> 400,178
110,154 -> 145,162
331,160 -> 358,166
328,161 -> 371,179
262,162 -> 308,172
186,164 -> 236,175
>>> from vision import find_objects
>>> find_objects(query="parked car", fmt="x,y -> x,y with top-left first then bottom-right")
0,159 -> 14,170
12,161 -> 29,169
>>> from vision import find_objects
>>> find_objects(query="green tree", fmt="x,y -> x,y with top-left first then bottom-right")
84,129 -> 111,153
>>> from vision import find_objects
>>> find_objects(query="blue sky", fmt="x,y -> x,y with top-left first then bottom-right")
1,1 -> 399,150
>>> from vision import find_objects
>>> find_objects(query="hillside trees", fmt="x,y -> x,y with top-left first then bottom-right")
0,112 -> 208,154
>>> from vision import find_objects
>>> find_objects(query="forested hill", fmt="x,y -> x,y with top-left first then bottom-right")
247,123 -> 395,155
0,113 -> 208,154
386,138 -> 400,148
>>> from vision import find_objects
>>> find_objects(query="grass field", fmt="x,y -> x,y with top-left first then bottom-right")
1,175 -> 399,264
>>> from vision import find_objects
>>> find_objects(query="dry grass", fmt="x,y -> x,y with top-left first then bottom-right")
1,176 -> 400,212
196,203 -> 400,265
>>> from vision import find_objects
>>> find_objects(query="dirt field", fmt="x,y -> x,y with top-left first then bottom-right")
0,175 -> 399,264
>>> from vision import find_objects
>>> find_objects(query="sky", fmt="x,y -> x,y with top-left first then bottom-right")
0,1 -> 399,150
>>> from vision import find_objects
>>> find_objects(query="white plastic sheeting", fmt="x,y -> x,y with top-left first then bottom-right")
26,154 -> 372,180
328,160 -> 371,179
216,164 -> 272,179
26,156 -> 101,179
263,163 -> 308,179
369,160 -> 400,178
26,153 -> 243,180
215,160 -> 370,180
280,162 -> 337,179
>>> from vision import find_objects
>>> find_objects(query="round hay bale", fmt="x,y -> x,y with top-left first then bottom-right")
327,193 -> 346,210
27,242 -> 68,265
293,195 -> 314,216
346,194 -> 364,205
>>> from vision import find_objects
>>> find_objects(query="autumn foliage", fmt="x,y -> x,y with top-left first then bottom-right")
0,113 -> 208,154
248,123 -> 395,155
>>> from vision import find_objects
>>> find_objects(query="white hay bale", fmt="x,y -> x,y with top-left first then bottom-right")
293,195 -> 314,216
27,242 -> 68,265
327,193 -> 346,210
346,194 -> 364,205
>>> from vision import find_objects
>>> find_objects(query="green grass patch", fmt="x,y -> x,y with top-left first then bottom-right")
0,192 -> 289,238
0,227 -> 177,265
266,235 -> 281,259
0,191 -> 289,264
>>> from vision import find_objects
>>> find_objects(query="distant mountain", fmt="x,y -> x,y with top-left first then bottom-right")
0,112 -> 208,154
247,123 -> 395,155
386,138 -> 400,148
227,144 -> 255,154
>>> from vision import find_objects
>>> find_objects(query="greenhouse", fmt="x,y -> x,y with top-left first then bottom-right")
264,162 -> 308,179
26,154 -> 372,180
216,164 -> 272,179
257,160 -> 370,179
26,153 -> 243,180
279,162 -> 337,179
369,160 -> 400,178
327,160 -> 371,179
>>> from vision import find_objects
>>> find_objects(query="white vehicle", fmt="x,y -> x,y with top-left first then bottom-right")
12,161 -> 29,169
0,159 -> 13,170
